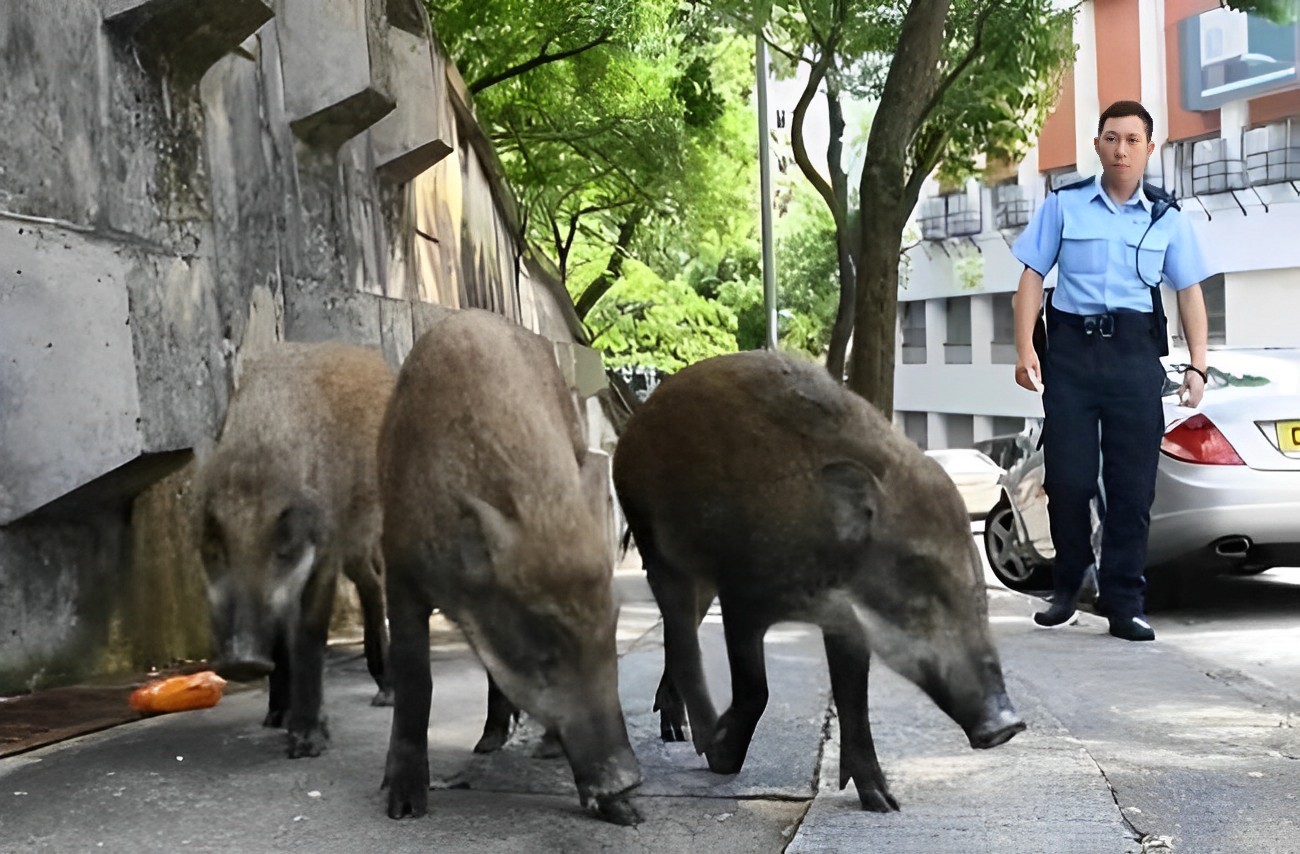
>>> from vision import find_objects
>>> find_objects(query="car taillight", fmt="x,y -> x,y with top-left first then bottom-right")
1160,413 -> 1244,465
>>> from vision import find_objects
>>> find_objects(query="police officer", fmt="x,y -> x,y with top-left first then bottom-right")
1011,100 -> 1210,642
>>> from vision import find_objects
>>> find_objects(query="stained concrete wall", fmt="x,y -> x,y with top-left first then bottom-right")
0,0 -> 599,693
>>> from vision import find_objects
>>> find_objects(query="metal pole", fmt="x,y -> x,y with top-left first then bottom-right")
756,33 -> 778,350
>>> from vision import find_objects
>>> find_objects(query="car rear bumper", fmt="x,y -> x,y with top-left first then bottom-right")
1147,459 -> 1300,567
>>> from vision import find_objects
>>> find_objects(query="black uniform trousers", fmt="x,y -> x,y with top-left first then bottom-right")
1041,304 -> 1167,619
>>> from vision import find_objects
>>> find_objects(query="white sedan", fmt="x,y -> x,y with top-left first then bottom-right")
925,448 -> 1005,521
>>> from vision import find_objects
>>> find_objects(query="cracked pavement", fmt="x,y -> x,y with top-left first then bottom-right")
1,558 -> 1297,852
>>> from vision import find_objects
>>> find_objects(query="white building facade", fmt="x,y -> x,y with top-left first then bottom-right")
896,0 -> 1300,450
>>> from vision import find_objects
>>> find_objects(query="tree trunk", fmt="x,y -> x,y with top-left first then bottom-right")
573,207 -> 645,320
849,207 -> 905,417
847,0 -> 952,415
824,81 -> 855,382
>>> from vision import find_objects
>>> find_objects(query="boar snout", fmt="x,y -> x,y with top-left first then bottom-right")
920,656 -> 1025,750
966,692 -> 1026,749
557,712 -> 643,826
215,655 -> 275,682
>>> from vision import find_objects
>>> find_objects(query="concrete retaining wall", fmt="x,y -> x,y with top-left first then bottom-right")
0,0 -> 599,693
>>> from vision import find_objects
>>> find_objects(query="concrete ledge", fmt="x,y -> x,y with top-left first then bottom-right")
102,0 -> 274,82
289,87 -> 395,150
385,0 -> 425,35
279,0 -> 395,148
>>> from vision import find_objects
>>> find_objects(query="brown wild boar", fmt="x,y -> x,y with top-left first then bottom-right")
196,342 -> 394,758
378,309 -> 641,826
613,350 -> 1025,811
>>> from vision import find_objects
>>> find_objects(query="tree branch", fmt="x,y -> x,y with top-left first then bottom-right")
574,206 -> 646,319
789,2 -> 846,233
470,31 -> 614,94
913,2 -> 997,140
903,127 -> 951,212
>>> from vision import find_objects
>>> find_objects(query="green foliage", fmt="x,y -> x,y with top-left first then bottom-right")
933,0 -> 1077,185
585,260 -> 740,371
1224,0 -> 1299,23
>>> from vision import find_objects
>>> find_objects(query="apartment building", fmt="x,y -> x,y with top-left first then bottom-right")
896,0 -> 1300,450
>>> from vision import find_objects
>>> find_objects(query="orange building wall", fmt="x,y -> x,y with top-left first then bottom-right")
1250,88 -> 1300,126
1038,65 -> 1078,171
1093,0 -> 1143,112
1164,0 -> 1222,141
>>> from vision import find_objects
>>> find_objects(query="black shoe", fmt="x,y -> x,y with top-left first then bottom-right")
1108,615 -> 1155,642
1033,599 -> 1078,628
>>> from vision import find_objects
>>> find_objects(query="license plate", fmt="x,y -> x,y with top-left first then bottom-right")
1278,420 -> 1300,452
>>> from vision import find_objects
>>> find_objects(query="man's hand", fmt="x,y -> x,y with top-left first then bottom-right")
1178,370 -> 1205,408
1015,352 -> 1044,393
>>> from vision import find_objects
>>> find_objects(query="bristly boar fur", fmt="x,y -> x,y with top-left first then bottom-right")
379,309 -> 642,826
196,342 -> 395,758
613,349 -> 1024,812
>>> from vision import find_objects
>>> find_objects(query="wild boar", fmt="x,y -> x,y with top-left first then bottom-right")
379,308 -> 641,826
612,350 -> 1025,811
195,342 -> 395,758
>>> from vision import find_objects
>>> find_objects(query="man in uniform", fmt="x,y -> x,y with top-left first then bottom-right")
1010,100 -> 1210,642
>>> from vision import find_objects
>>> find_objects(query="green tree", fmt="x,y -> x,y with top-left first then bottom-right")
427,0 -> 880,370
585,259 -> 740,371
729,0 -> 1074,411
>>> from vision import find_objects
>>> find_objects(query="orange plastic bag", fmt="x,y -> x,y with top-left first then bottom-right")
129,671 -> 227,715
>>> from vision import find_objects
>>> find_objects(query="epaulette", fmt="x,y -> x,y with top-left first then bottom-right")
1052,176 -> 1094,193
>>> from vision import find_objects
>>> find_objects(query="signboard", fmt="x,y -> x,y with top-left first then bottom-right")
1179,6 -> 1300,110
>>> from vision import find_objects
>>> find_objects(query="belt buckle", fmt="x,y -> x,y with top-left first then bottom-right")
1084,314 -> 1115,338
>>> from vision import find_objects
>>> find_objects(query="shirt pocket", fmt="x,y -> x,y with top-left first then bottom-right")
1124,227 -> 1171,286
1058,211 -> 1109,275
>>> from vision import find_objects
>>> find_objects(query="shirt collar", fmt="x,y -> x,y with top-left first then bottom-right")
1088,174 -> 1151,213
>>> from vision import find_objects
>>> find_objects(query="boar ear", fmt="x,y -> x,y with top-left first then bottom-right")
458,496 -> 518,581
820,461 -> 878,545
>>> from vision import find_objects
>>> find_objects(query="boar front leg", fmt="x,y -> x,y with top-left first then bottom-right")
473,673 -> 518,753
652,576 -> 715,742
286,591 -> 334,758
823,626 -> 898,811
703,599 -> 769,774
264,634 -> 290,728
646,566 -> 718,756
345,549 -> 393,707
384,585 -> 433,818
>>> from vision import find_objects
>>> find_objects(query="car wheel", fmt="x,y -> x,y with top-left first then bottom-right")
983,497 -> 1052,591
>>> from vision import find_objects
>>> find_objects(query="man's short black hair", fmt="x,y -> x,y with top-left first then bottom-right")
1098,100 -> 1154,141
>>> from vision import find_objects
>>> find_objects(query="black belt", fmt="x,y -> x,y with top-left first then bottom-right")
1048,305 -> 1153,338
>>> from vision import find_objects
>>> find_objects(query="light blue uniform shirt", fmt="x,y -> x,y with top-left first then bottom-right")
1011,175 -> 1209,315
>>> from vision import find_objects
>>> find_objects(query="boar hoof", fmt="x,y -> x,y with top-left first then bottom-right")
263,709 -> 286,729
856,784 -> 900,812
658,709 -> 688,742
703,722 -> 749,775
533,729 -> 564,759
595,794 -> 642,827
473,725 -> 510,754
370,687 -> 395,708
653,685 -> 689,742
287,722 -> 330,758
386,780 -> 429,819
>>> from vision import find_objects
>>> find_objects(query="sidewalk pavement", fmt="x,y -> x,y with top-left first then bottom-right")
1,567 -> 1296,853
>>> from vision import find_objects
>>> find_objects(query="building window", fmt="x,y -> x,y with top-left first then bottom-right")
991,292 -> 1016,364
1202,273 -> 1227,345
944,297 -> 972,364
993,415 -> 1025,436
901,301 -> 927,364
901,411 -> 928,450
945,413 -> 975,449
